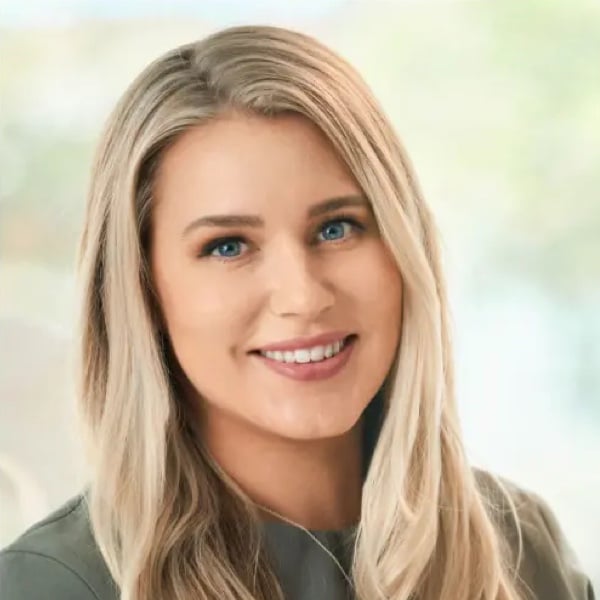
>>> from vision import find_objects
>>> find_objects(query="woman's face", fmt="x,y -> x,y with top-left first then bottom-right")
151,112 -> 402,441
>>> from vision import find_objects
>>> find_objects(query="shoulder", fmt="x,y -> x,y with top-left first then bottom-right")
0,494 -> 118,600
473,468 -> 596,600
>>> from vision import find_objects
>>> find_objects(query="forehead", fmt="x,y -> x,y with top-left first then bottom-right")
152,112 -> 362,222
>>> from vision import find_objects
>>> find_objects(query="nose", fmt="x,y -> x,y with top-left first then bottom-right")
265,243 -> 335,320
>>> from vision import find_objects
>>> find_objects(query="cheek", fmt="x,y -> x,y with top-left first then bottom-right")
157,256 -> 242,324
159,275 -> 250,395
157,271 -> 261,386
370,275 -> 402,345
346,244 -> 403,364
337,242 -> 403,318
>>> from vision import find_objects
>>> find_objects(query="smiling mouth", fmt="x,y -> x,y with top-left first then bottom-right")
249,334 -> 357,382
249,334 -> 357,364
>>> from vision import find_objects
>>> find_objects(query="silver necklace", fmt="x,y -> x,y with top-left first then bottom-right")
257,503 -> 355,590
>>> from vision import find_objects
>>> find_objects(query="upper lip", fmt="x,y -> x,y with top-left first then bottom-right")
252,331 -> 354,353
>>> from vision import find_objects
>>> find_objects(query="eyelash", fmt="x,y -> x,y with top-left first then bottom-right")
196,216 -> 366,262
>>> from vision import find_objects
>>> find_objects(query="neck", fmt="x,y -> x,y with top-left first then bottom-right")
199,410 -> 364,531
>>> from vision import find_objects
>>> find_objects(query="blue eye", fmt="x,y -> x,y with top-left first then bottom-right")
317,219 -> 358,242
200,238 -> 247,259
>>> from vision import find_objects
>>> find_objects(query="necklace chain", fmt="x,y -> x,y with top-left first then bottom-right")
256,503 -> 355,590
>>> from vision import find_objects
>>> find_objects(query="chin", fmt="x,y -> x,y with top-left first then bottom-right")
254,404 -> 363,442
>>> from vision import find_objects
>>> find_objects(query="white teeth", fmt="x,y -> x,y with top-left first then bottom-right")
310,346 -> 325,361
294,349 -> 311,363
260,338 -> 348,364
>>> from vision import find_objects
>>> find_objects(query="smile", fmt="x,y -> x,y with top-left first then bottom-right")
251,335 -> 357,382
259,336 -> 349,364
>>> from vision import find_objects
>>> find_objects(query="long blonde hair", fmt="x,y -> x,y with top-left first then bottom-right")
77,24 -> 525,600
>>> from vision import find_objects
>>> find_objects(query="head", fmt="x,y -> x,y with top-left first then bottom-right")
78,25 -> 523,600
150,110 -> 402,445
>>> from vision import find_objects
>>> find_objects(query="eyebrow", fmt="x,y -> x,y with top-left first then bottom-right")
181,194 -> 369,237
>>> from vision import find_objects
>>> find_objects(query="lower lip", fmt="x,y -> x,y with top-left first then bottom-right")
251,336 -> 357,382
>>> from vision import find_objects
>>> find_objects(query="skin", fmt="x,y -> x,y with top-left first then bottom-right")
150,111 -> 403,530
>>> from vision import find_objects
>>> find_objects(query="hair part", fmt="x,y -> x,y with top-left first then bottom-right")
77,24 -> 525,599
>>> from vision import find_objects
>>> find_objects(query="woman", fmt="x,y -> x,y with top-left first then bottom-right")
0,24 -> 594,600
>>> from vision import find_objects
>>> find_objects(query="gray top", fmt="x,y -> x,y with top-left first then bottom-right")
263,519 -> 356,600
0,494 -> 357,600
0,476 -> 596,599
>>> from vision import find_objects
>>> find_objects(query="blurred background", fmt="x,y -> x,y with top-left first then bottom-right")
1,0 -> 598,589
